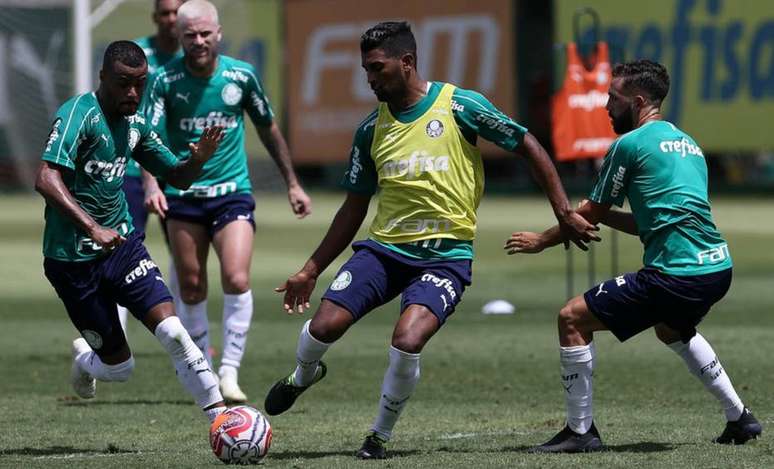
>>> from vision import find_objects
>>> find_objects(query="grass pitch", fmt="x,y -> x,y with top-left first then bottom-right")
0,193 -> 771,468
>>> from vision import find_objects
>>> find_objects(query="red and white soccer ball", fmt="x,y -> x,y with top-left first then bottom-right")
209,406 -> 272,465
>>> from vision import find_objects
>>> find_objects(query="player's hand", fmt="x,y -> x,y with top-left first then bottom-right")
189,126 -> 224,163
144,189 -> 168,219
504,231 -> 546,254
275,270 -> 317,314
287,184 -> 312,219
89,226 -> 126,252
558,210 -> 600,251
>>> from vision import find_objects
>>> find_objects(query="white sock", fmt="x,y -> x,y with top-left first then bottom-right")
220,291 -> 253,369
116,305 -> 129,333
205,405 -> 227,423
293,320 -> 331,386
371,346 -> 421,441
667,333 -> 744,421
76,351 -> 135,382
154,316 -> 222,414
560,342 -> 595,434
177,299 -> 212,367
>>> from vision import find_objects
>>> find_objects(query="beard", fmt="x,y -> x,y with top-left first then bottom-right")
610,107 -> 636,134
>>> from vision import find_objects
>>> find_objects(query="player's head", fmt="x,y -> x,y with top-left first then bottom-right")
153,0 -> 185,41
177,0 -> 221,71
360,21 -> 418,103
607,59 -> 670,134
99,40 -> 148,116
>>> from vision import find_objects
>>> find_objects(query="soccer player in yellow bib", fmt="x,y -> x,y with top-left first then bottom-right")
264,21 -> 598,459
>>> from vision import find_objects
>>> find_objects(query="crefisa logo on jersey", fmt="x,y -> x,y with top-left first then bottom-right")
426,119 -> 444,138
128,128 -> 141,151
222,83 -> 243,106
45,118 -> 62,152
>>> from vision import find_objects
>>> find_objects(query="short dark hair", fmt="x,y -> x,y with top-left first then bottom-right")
612,59 -> 670,104
360,21 -> 417,60
103,40 -> 147,72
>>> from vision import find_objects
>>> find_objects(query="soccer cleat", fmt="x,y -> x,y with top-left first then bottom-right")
219,367 -> 248,404
714,408 -> 762,445
529,422 -> 603,453
70,338 -> 96,399
355,432 -> 387,460
264,361 -> 327,416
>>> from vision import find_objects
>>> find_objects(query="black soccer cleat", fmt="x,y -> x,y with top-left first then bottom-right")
714,408 -> 762,445
529,422 -> 604,453
355,432 -> 387,460
264,361 -> 327,416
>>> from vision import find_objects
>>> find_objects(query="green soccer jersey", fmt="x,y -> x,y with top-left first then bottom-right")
125,35 -> 182,178
589,120 -> 731,276
41,92 -> 179,261
342,81 -> 528,260
146,55 -> 274,199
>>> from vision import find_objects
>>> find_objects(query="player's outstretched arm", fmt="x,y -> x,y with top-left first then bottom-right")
275,192 -> 371,314
34,161 -> 125,250
504,200 -> 612,255
256,122 -> 312,218
164,126 -> 224,189
515,133 -> 600,250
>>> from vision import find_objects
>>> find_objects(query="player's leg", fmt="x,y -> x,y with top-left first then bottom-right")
142,302 -> 226,422
265,246 -> 399,416
104,231 -> 226,422
358,260 -> 470,459
167,217 -> 212,365
212,217 -> 255,403
43,257 -> 136,400
652,268 -> 761,444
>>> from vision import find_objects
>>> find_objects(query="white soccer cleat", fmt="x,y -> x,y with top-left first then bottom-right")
219,366 -> 247,403
70,338 -> 96,399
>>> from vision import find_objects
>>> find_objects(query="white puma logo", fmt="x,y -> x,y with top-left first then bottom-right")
595,282 -> 608,296
175,92 -> 190,104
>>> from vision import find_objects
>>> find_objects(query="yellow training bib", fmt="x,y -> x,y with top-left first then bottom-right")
368,83 -> 484,244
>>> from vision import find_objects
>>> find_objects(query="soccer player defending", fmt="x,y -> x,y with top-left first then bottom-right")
264,21 -> 598,459
145,0 -> 312,403
506,60 -> 762,452
36,41 -> 227,424
117,0 -> 186,332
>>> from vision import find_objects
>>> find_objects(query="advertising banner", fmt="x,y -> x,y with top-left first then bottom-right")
555,0 -> 774,151
286,0 -> 516,162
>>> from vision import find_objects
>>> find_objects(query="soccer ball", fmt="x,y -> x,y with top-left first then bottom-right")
209,406 -> 272,465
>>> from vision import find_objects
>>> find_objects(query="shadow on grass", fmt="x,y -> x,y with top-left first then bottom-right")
1,445 -> 137,457
269,449 -> 420,460
495,441 -> 680,454
60,398 -> 192,406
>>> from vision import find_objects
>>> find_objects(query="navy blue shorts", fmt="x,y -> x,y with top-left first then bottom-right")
122,175 -> 147,234
322,240 -> 472,325
44,231 -> 172,356
165,193 -> 256,238
584,267 -> 732,343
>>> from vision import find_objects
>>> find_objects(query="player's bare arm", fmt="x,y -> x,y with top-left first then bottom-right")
164,125 -> 224,189
515,133 -> 600,249
142,168 -> 168,218
578,199 -> 639,235
34,161 -> 125,250
255,122 -> 312,218
505,200 -> 611,254
275,192 -> 370,314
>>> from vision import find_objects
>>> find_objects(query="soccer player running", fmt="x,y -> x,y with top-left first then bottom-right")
36,41 -> 228,424
145,0 -> 312,403
506,60 -> 762,452
264,21 -> 598,459
117,0 -> 186,333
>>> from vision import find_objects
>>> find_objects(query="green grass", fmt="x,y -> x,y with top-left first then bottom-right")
0,193 -> 771,468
